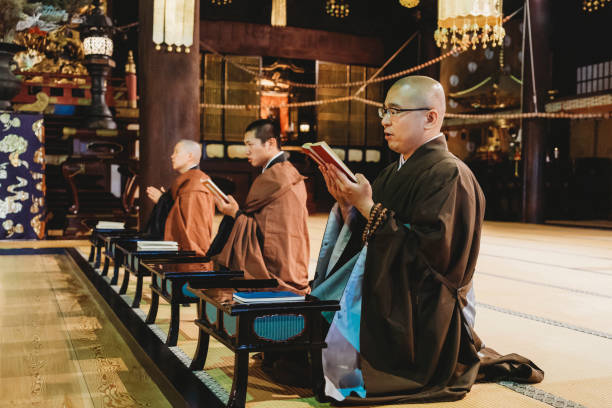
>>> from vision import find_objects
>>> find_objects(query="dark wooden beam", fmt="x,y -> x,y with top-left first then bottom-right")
200,20 -> 384,67
521,0 -> 552,223
138,0 -> 201,226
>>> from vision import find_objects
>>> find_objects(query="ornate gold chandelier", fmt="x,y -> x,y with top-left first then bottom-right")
582,0 -> 611,12
434,0 -> 505,50
326,0 -> 350,18
399,0 -> 420,8
211,0 -> 232,5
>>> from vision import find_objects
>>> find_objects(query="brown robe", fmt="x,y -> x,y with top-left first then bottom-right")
312,137 -> 543,403
213,161 -> 310,294
164,168 -> 215,265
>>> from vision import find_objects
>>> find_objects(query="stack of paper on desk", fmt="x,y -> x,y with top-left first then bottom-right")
136,241 -> 179,251
95,221 -> 125,229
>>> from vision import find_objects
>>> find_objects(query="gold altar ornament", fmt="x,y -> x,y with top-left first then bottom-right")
153,0 -> 196,52
434,0 -> 505,50
399,0 -> 420,8
582,0 -> 611,12
326,0 -> 350,18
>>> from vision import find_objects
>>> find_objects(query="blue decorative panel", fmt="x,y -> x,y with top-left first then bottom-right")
181,283 -> 197,298
205,302 -> 217,324
0,112 -> 45,239
224,314 -> 237,337
253,314 -> 305,342
154,276 -> 162,288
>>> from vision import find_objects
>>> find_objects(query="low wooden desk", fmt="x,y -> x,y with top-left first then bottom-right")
114,241 -> 196,308
88,227 -> 137,268
100,233 -> 148,278
187,284 -> 340,408
140,261 -> 244,346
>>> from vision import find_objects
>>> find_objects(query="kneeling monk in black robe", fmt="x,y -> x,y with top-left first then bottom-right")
311,76 -> 543,404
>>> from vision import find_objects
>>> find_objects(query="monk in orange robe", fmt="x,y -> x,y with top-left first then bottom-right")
146,140 -> 215,261
207,119 -> 310,295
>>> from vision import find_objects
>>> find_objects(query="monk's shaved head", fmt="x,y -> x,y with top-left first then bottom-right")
176,139 -> 202,162
171,139 -> 202,173
388,75 -> 446,122
382,76 -> 447,159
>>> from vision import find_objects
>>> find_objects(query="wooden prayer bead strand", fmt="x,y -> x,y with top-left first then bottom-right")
366,208 -> 388,243
362,203 -> 382,244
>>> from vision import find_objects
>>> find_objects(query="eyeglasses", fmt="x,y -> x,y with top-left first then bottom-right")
377,106 -> 431,119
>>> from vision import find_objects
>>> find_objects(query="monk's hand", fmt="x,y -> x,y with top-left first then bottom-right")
146,186 -> 164,204
328,166 -> 374,219
319,164 -> 351,212
214,194 -> 240,218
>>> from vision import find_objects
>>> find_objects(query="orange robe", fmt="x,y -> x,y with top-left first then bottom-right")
213,161 -> 310,294
164,169 -> 215,264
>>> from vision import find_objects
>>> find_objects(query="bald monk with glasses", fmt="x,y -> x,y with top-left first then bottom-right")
310,75 -> 543,404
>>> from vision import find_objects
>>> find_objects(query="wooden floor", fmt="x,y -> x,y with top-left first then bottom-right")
0,251 -> 173,407
1,217 -> 611,408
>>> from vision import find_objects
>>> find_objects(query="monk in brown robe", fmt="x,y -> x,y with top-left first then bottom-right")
207,119 -> 310,295
311,76 -> 543,403
146,140 -> 215,260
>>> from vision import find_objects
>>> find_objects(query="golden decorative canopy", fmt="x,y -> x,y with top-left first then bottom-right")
399,0 -> 420,8
434,0 -> 505,50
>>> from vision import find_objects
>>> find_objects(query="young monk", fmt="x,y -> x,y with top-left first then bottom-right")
207,119 -> 310,295
146,139 -> 215,260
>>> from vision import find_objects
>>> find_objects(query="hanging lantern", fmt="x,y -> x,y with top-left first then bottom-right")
399,0 -> 420,8
434,0 -> 505,50
326,0 -> 350,18
582,0 -> 611,12
152,0 -> 196,53
271,0 -> 287,26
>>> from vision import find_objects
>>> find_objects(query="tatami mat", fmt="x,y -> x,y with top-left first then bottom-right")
3,218 -> 612,407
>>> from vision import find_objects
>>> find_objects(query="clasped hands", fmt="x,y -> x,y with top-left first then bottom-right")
319,164 -> 374,220
146,186 -> 165,204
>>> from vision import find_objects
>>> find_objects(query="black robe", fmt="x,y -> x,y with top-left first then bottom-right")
312,137 -> 543,404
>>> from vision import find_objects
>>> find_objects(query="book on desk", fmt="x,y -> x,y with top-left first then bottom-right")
232,291 -> 305,303
96,221 -> 125,229
136,241 -> 179,251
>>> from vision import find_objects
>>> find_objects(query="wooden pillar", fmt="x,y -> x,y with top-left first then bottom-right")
521,0 -> 551,223
138,0 -> 201,226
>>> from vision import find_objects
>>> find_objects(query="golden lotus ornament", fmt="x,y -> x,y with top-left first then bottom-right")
435,0 -> 505,50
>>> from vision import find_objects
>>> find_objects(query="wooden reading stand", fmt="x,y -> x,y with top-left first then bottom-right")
88,226 -> 137,269
114,241 -> 197,308
100,232 -> 148,278
141,261 -> 273,347
186,281 -> 340,408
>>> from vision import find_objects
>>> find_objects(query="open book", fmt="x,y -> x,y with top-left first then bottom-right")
95,221 -> 125,229
301,141 -> 357,183
202,178 -> 229,202
232,291 -> 305,303
136,240 -> 179,251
